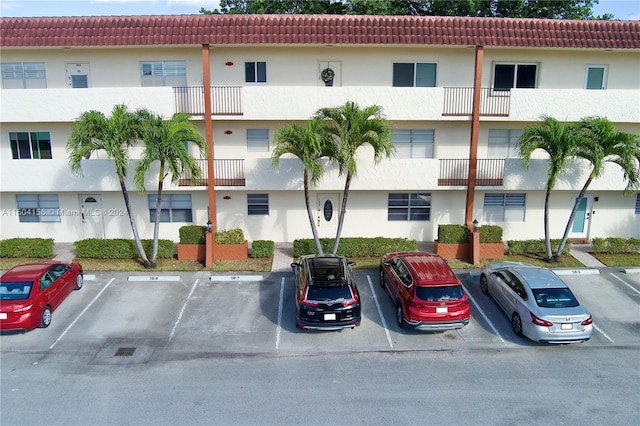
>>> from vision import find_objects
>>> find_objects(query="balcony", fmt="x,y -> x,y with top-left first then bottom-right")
174,86 -> 243,116
438,159 -> 505,186
442,87 -> 511,116
178,159 -> 245,187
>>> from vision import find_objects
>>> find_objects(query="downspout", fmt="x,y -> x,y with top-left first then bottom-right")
465,45 -> 483,231
203,44 -> 217,267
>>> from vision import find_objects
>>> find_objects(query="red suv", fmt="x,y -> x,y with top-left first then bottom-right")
380,252 -> 470,331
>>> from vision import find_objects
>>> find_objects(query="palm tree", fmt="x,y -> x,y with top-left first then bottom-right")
134,110 -> 207,267
272,118 -> 337,255
517,116 -> 578,261
315,101 -> 394,254
66,104 -> 150,267
554,117 -> 640,261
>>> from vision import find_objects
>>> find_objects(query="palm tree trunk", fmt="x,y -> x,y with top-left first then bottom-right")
554,175 -> 594,262
151,162 -> 165,268
544,185 -> 553,262
119,176 -> 151,267
332,173 -> 352,254
304,170 -> 323,255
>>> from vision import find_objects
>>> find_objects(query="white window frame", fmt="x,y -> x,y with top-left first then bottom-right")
148,194 -> 192,223
635,193 -> 640,214
492,62 -> 538,91
392,62 -> 437,87
247,129 -> 269,152
1,62 -> 47,89
585,64 -> 608,90
9,131 -> 53,160
245,61 -> 267,84
487,129 -> 522,159
392,129 -> 435,159
140,61 -> 186,87
248,194 -> 269,215
16,194 -> 60,223
483,193 -> 526,222
388,193 -> 431,221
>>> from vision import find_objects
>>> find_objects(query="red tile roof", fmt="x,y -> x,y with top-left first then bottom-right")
1,14 -> 638,49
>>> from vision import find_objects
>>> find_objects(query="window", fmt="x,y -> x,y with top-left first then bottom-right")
586,65 -> 608,90
140,61 -> 186,87
248,194 -> 269,215
16,194 -> 60,223
388,193 -> 431,221
493,63 -> 537,91
1,62 -> 46,89
488,129 -> 522,159
10,132 -> 52,159
393,129 -> 434,159
245,61 -> 266,83
148,194 -> 192,222
635,193 -> 640,214
247,129 -> 269,152
393,62 -> 437,87
483,193 -> 526,222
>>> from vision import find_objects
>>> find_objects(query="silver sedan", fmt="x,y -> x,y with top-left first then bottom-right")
480,262 -> 593,343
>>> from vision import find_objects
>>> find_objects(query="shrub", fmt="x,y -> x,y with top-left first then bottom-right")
251,240 -> 274,258
0,238 -> 54,258
75,239 -> 173,259
179,225 -> 207,244
478,225 -> 503,243
293,237 -> 417,257
506,239 -> 571,256
216,228 -> 245,244
437,225 -> 469,244
592,237 -> 640,254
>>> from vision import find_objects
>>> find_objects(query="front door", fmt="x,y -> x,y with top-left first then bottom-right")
66,62 -> 91,88
80,194 -> 105,239
317,193 -> 339,238
568,195 -> 592,239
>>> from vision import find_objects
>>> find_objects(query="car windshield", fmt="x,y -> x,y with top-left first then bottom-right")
0,281 -> 33,301
307,285 -> 352,302
416,286 -> 463,302
309,258 -> 345,283
532,288 -> 579,308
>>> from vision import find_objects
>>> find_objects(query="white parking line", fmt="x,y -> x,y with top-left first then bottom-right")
49,278 -> 115,350
275,277 -> 285,349
366,275 -> 393,348
459,280 -> 508,347
593,324 -> 614,343
168,279 -> 200,342
609,273 -> 640,296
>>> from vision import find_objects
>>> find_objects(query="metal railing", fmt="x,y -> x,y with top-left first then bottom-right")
438,159 -> 504,186
443,87 -> 510,116
178,159 -> 245,187
174,86 -> 243,116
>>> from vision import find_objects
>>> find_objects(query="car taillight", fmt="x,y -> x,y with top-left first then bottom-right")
530,312 -> 553,327
341,286 -> 358,306
300,288 -> 319,307
13,304 -> 32,313
581,315 -> 593,326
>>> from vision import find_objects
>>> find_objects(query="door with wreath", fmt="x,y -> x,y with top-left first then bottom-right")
318,61 -> 341,87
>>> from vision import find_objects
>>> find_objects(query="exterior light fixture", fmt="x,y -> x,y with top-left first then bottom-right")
473,219 -> 479,232
206,219 -> 212,233
223,196 -> 231,200
225,61 -> 234,66
224,130 -> 232,135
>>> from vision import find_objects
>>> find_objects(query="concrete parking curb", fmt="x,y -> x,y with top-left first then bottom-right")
622,268 -> 640,274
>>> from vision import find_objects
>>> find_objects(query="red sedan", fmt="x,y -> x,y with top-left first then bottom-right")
1,262 -> 83,332
380,252 -> 470,331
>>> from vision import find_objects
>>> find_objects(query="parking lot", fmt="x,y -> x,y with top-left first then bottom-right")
2,266 -> 639,363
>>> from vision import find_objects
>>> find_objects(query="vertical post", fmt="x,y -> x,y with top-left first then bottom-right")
470,229 -> 480,266
465,45 -> 483,231
203,44 -> 217,268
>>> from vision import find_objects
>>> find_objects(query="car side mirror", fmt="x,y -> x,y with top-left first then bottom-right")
348,261 -> 356,267
290,262 -> 300,269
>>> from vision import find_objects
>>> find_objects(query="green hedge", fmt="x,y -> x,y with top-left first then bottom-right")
0,238 -> 54,258
251,240 -> 274,258
507,239 -> 572,256
479,225 -> 503,243
75,239 -> 174,259
216,228 -> 245,244
438,225 -> 469,244
179,225 -> 207,244
592,237 -> 640,254
293,237 -> 417,257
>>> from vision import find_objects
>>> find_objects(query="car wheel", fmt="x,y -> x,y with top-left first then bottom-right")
379,267 -> 387,290
396,304 -> 405,328
480,274 -> 488,294
511,312 -> 522,336
39,306 -> 52,328
75,273 -> 83,290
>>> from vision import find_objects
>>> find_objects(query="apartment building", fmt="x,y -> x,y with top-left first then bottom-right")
1,14 -> 639,244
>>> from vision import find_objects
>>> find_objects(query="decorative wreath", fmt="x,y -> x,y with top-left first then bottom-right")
320,67 -> 335,82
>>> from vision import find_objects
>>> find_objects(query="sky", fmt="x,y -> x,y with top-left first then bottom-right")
1,0 -> 639,20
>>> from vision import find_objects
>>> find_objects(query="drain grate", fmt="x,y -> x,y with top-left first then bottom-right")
114,347 -> 136,357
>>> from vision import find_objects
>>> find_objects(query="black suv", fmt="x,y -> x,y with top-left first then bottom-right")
290,254 -> 361,330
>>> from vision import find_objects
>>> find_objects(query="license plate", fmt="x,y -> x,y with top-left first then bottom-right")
561,323 -> 573,330
0,313 -> 7,320
436,307 -> 448,313
324,313 -> 336,321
